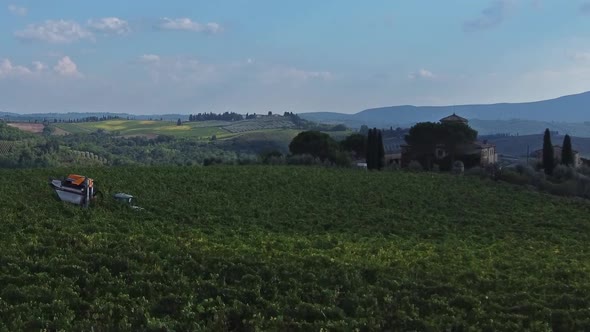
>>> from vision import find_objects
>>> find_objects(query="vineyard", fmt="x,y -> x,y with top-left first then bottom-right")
0,166 -> 589,330
67,149 -> 109,165
0,141 -> 17,154
222,117 -> 297,133
0,140 -> 35,155
53,120 -> 231,139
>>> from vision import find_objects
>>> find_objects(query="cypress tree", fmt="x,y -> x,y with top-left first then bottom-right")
543,128 -> 554,175
561,134 -> 574,167
377,130 -> 385,170
366,129 -> 374,170
371,128 -> 379,170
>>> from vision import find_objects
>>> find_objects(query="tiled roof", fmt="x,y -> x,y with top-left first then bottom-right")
440,113 -> 468,123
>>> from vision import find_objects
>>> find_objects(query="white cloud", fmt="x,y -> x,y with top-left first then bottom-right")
157,18 -> 222,33
0,59 -> 32,78
53,56 -> 82,78
139,54 -> 161,63
32,61 -> 46,72
15,20 -> 93,43
87,17 -> 129,34
408,69 -> 436,80
8,4 -> 27,16
0,56 -> 86,84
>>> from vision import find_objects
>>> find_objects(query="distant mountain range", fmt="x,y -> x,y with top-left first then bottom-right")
300,91 -> 590,136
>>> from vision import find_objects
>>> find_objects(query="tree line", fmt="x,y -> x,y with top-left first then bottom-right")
287,128 -> 385,169
188,111 -> 307,123
189,112 -> 244,122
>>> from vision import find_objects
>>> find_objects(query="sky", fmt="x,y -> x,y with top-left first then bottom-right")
2,0 -> 590,114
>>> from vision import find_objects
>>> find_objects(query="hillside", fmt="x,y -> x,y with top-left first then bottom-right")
54,120 -> 231,139
301,91 -> 590,135
0,112 -> 188,122
1,166 -> 589,330
469,119 -> 590,137
484,133 -> 590,158
52,117 -> 343,139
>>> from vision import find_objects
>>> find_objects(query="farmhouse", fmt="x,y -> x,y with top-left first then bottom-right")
532,145 -> 582,168
401,113 -> 498,169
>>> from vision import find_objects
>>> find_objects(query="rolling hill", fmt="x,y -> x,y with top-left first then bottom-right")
0,166 -> 589,330
301,91 -> 590,135
484,133 -> 590,158
0,111 -> 188,122
54,120 -> 231,139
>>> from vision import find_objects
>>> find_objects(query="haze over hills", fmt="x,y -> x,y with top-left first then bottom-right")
300,91 -> 590,135
0,112 -> 188,122
4,91 -> 590,136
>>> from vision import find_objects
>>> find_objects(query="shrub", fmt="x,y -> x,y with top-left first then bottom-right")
204,158 -> 224,166
515,164 -> 536,177
289,131 -> 339,162
408,160 -> 423,172
552,165 -> 576,182
286,154 -> 321,166
499,170 -> 530,186
537,179 -> 578,197
266,156 -> 286,165
577,165 -> 590,177
529,171 -> 546,187
260,150 -> 284,164
329,150 -> 352,167
452,161 -> 465,175
575,175 -> 590,198
484,163 -> 502,181
465,166 -> 484,177
383,162 -> 400,172
237,156 -> 258,165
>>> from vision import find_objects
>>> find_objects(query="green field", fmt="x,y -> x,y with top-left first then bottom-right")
54,120 -> 233,139
52,120 -> 351,149
1,166 -> 589,330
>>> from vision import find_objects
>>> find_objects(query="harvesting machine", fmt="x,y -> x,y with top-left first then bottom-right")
49,174 -> 143,210
49,174 -> 99,208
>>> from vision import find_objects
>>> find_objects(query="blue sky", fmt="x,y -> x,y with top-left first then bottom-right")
1,0 -> 590,114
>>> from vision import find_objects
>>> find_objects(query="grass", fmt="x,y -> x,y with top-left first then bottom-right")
0,166 -> 589,330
